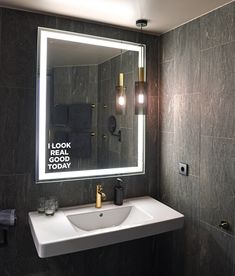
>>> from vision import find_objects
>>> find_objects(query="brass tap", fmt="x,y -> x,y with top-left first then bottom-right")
96,184 -> 106,208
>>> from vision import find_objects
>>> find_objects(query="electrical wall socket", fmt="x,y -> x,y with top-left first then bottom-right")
179,162 -> 188,176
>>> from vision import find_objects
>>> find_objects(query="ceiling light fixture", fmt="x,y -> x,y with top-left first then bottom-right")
135,19 -> 147,115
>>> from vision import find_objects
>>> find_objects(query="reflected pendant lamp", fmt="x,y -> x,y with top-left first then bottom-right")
116,72 -> 126,115
135,19 -> 148,115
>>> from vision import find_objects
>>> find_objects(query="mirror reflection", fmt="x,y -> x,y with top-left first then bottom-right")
36,28 -> 145,182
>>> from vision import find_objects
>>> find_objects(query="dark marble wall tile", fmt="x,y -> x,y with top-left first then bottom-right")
146,37 -> 159,97
159,131 -> 174,206
159,2 -> 234,276
162,172 -> 200,276
0,9 -> 2,59
201,88 -> 235,139
160,31 -> 175,62
234,245 -> 235,275
174,19 -> 200,94
55,17 -> 85,33
173,94 -> 200,176
173,174 -> 199,221
0,9 -> 56,89
201,42 -> 235,138
199,221 -> 234,276
200,1 -> 235,50
146,95 -> 159,197
0,87 -> 35,174
201,41 -> 235,96
200,136 -> 235,234
159,94 -> 174,132
159,59 -> 174,96
158,220 -> 200,276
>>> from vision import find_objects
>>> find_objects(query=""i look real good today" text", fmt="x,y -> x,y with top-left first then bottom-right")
47,143 -> 71,170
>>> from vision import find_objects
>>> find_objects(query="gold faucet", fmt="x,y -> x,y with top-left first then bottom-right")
96,184 -> 106,208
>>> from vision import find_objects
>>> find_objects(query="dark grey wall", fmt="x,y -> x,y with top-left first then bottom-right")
0,7 -> 159,276
159,2 -> 235,276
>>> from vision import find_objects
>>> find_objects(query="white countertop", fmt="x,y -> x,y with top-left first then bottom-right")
29,196 -> 184,258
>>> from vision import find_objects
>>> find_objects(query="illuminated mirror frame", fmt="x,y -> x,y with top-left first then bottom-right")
36,27 -> 146,183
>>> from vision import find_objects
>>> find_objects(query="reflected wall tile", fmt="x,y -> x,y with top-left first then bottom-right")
173,94 -> 200,176
108,150 -> 120,168
122,51 -> 134,73
200,136 -> 235,235
109,131 -> 121,154
111,55 -> 121,88
120,72 -> 134,129
200,2 -> 235,50
89,65 -> 98,84
100,60 -> 111,81
120,128 -> 134,167
71,66 -> 89,99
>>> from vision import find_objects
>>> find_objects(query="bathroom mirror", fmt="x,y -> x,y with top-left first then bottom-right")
36,27 -> 146,183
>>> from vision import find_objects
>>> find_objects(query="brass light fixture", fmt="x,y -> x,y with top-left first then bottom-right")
116,72 -> 126,114
116,49 -> 126,115
135,19 -> 148,115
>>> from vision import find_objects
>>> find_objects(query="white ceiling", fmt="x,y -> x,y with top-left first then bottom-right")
47,39 -> 122,69
0,0 -> 233,34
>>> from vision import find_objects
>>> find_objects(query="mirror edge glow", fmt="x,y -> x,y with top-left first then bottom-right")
36,27 -> 146,183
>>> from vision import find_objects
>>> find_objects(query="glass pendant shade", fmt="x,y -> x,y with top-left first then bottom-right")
135,67 -> 147,115
116,73 -> 126,115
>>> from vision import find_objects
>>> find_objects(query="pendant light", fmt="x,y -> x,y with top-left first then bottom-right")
116,48 -> 126,115
116,73 -> 126,115
135,19 -> 148,115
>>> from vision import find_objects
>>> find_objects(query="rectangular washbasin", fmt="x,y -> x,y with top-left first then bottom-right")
29,196 -> 184,258
67,206 -> 152,231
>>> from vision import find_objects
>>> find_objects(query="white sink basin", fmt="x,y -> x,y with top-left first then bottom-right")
29,196 -> 184,258
67,205 -> 152,231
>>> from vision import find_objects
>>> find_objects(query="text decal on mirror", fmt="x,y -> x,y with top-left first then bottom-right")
48,143 -> 71,170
